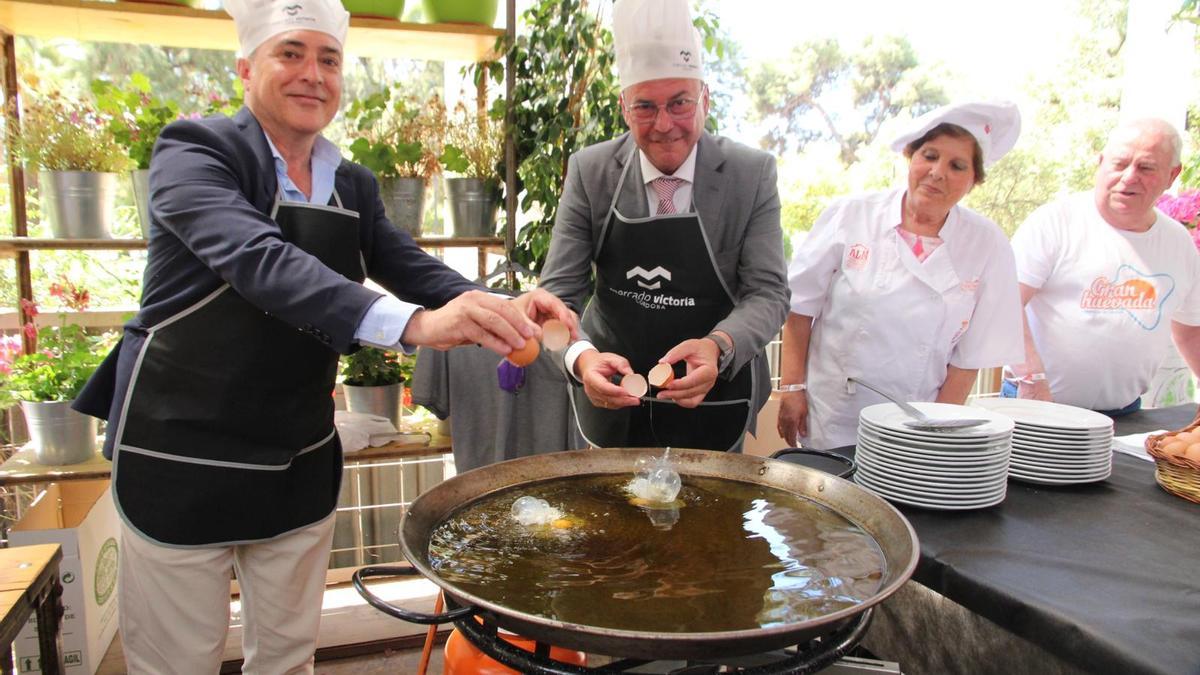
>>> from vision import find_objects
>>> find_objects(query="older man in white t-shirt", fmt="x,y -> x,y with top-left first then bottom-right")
1006,118 -> 1200,413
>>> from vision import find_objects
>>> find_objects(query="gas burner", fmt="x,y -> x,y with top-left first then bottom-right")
450,605 -> 874,675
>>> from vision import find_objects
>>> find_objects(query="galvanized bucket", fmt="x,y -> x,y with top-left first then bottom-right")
445,177 -> 499,238
21,400 -> 98,466
379,176 -> 427,237
42,171 -> 117,239
342,382 -> 404,430
131,169 -> 152,238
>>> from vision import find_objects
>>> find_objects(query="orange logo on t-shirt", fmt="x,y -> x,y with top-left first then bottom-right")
1080,277 -> 1157,310
1078,265 -> 1175,330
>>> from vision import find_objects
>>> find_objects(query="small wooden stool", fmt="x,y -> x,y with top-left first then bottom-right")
0,544 -> 65,675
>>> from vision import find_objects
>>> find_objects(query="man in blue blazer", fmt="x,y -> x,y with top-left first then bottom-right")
73,0 -> 575,671
540,0 -> 788,453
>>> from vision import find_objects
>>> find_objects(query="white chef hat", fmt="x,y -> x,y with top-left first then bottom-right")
890,100 -> 1022,167
224,0 -> 350,58
612,0 -> 706,91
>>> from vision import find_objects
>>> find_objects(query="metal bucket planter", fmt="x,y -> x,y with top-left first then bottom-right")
379,176 -> 427,237
343,382 -> 404,430
131,169 -> 152,238
21,400 -> 98,466
445,177 -> 499,238
41,171 -> 118,239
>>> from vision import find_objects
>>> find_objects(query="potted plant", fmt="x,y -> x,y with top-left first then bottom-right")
0,280 -> 112,465
345,88 -> 446,237
441,101 -> 504,238
342,0 -> 405,19
422,0 -> 497,25
340,347 -> 408,429
92,74 -> 181,239
11,86 -> 132,239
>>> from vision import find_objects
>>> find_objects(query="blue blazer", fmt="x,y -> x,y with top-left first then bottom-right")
76,108 -> 477,455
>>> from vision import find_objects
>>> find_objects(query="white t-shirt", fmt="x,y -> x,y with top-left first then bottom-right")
1012,192 -> 1200,410
790,188 -> 1024,448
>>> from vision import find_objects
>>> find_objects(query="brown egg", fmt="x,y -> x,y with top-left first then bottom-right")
621,373 -> 648,398
1185,443 -> 1200,463
506,338 -> 540,367
648,363 -> 675,388
1162,441 -> 1189,458
1174,431 -> 1198,444
541,319 -> 571,352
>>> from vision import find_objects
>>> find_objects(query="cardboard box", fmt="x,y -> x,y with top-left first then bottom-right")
10,480 -> 119,674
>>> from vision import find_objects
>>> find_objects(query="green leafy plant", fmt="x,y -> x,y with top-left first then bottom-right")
440,100 -> 504,180
11,84 -> 132,172
340,347 -> 406,387
345,88 -> 446,182
91,73 -> 180,171
0,280 -> 113,407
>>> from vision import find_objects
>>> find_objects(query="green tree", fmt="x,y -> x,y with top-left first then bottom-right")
750,35 -> 946,165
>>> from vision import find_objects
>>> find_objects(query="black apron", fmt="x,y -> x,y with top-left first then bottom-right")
111,192 -> 365,546
570,150 -> 754,452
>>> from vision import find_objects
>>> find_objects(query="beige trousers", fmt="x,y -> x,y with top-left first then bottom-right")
118,514 -> 336,675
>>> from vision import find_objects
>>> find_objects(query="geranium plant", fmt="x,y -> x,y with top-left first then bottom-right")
91,73 -> 181,171
0,280 -> 113,407
340,347 -> 407,387
345,88 -> 446,182
1156,189 -> 1200,251
10,85 -> 131,172
440,101 -> 504,182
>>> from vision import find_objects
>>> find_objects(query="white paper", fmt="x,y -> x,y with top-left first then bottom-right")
1111,431 -> 1162,463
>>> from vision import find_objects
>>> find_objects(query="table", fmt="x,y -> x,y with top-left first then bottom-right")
836,405 -> 1200,675
0,433 -> 451,488
0,544 -> 64,675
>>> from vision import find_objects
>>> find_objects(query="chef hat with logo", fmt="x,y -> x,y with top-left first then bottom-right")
890,100 -> 1022,167
612,0 -> 706,91
224,0 -> 350,58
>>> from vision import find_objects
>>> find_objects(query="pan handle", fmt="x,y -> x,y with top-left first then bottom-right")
352,565 -> 475,625
769,447 -> 857,479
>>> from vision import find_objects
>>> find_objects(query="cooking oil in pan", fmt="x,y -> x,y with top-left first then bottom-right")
427,475 -> 885,633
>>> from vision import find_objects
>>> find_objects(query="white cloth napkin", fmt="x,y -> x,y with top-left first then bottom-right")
1112,431 -> 1162,463
334,411 -> 398,454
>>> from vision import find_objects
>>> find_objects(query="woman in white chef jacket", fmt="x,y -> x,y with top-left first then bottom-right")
776,101 -> 1026,450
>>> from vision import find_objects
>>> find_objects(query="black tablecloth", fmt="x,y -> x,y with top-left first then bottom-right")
834,405 -> 1200,675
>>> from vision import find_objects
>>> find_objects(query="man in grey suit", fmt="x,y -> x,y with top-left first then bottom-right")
540,0 -> 788,452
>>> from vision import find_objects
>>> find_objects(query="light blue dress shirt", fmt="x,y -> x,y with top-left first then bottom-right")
263,132 -> 419,352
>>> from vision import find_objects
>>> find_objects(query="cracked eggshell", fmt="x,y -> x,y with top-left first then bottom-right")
541,319 -> 570,351
506,338 -> 540,367
620,373 -> 648,398
648,363 -> 675,388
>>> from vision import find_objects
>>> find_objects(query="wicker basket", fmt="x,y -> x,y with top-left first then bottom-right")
1144,414 -> 1200,504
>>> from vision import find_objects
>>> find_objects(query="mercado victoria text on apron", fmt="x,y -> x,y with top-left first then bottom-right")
110,192 -> 364,546
571,149 -> 754,451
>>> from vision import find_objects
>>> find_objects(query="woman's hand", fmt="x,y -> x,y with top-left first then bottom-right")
776,391 -> 809,446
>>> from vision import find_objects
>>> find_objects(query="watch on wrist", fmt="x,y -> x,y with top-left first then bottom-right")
704,332 -> 734,374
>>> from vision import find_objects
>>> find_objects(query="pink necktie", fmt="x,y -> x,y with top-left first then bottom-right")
652,176 -> 684,215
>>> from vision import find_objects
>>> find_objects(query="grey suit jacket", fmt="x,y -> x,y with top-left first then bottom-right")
540,131 -> 789,417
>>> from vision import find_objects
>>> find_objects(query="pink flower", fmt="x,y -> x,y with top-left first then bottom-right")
1157,189 -> 1200,227
22,322 -> 36,341
19,298 -> 38,318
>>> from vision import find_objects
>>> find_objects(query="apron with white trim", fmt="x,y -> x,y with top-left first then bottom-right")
571,150 -> 754,452
111,192 -> 364,546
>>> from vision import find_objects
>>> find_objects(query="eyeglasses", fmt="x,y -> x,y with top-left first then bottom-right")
624,96 -> 701,123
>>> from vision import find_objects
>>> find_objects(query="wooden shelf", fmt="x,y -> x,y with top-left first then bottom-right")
0,0 -> 503,61
0,235 -> 504,255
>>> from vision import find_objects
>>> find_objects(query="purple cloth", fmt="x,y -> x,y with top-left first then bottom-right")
497,360 -> 526,393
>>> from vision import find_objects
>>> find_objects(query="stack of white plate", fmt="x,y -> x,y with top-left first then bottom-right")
854,402 -> 1014,511
973,398 -> 1114,485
